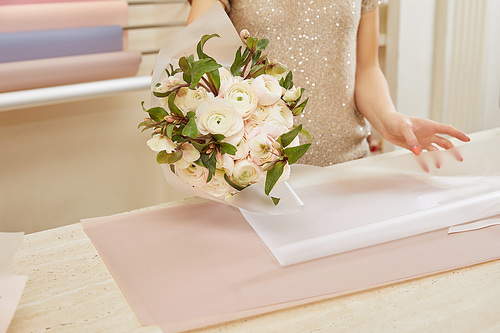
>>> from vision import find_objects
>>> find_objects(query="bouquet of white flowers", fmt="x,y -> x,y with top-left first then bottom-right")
139,31 -> 310,204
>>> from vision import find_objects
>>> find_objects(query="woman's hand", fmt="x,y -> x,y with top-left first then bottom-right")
378,112 -> 470,155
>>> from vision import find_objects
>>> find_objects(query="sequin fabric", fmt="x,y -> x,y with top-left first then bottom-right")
228,0 -> 379,166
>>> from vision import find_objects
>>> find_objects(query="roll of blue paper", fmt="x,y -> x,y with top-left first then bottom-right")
0,25 -> 123,63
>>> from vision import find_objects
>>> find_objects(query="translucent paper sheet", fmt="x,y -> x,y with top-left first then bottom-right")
0,233 -> 27,333
242,134 -> 500,266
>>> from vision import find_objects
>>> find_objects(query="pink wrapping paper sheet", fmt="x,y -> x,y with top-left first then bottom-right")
82,202 -> 500,332
0,1 -> 128,33
0,51 -> 141,92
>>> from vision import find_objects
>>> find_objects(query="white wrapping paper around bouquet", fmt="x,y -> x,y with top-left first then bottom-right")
152,3 -> 500,266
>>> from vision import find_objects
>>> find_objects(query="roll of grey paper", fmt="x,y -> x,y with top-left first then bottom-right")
0,25 -> 123,63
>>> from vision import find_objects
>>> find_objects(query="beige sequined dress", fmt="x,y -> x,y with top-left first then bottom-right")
228,0 -> 379,166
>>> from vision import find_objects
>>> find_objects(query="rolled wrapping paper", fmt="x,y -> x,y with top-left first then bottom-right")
0,51 -> 142,92
0,0 -> 115,4
0,1 -> 128,33
0,26 -> 124,63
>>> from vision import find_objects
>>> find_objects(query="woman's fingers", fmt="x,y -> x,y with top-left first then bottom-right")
436,124 -> 470,142
400,119 -> 420,155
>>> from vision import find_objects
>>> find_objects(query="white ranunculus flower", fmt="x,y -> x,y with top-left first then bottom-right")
175,143 -> 201,169
199,169 -> 234,199
283,85 -> 301,102
196,99 -> 244,146
244,117 -> 261,136
174,87 -> 208,115
176,163 -> 208,187
155,74 -> 185,94
231,158 -> 262,186
233,138 -> 250,160
249,132 -> 280,166
218,67 -> 234,96
216,152 -> 235,175
251,74 -> 282,106
146,135 -> 176,153
249,105 -> 270,122
265,99 -> 294,129
225,81 -> 258,120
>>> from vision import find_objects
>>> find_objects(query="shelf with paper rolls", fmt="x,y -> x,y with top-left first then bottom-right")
0,76 -> 152,112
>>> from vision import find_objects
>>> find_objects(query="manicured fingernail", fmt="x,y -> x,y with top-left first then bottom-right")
412,146 -> 420,156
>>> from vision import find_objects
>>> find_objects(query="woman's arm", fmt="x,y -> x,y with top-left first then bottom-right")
186,0 -> 222,26
354,8 -> 469,155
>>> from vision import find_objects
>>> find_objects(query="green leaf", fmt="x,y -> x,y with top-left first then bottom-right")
201,152 -> 216,182
284,143 -> 311,164
166,123 -> 175,138
230,46 -> 250,77
212,134 -> 225,142
246,37 -> 257,51
182,72 -> 192,84
194,158 -> 204,167
137,118 -> 155,129
189,58 -> 222,89
197,34 -> 220,60
281,71 -> 293,90
148,107 -> 168,122
264,161 -> 285,196
179,57 -> 190,73
141,101 -> 148,112
292,97 -> 309,116
271,197 -> 281,205
156,149 -> 182,164
206,65 -> 220,93
256,38 -> 270,51
168,92 -> 184,116
279,124 -> 302,148
299,126 -> 311,142
153,90 -> 170,98
219,142 -> 237,155
182,111 -> 198,138
224,173 -> 246,191
248,64 -> 266,78
191,141 -> 208,152
187,54 -> 195,67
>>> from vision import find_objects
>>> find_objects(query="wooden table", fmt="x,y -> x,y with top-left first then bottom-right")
8,196 -> 500,333
9,128 -> 500,332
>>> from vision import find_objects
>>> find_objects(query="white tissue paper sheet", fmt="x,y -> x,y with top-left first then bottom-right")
0,232 -> 27,333
241,134 -> 500,266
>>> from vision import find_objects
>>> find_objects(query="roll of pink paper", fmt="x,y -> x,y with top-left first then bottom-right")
0,51 -> 141,92
0,0 -> 115,5
0,1 -> 128,33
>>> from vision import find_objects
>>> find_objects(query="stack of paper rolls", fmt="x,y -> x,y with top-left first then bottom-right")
0,0 -> 142,92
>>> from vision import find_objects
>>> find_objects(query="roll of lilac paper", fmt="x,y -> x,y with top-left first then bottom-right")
0,26 -> 123,63
0,51 -> 141,93
0,1 -> 128,33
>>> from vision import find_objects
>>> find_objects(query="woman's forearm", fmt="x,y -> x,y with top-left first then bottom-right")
354,64 -> 396,136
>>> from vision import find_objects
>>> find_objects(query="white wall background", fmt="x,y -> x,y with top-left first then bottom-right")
395,0 -> 436,119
